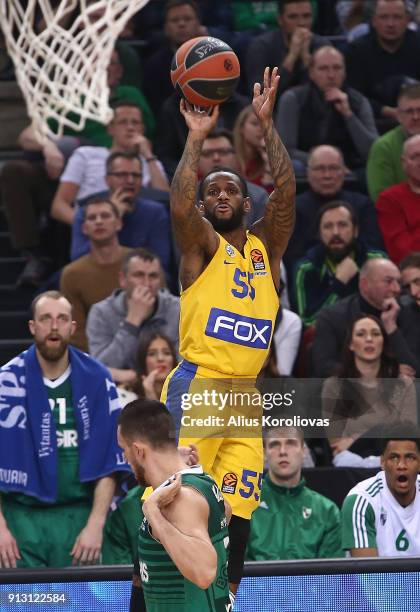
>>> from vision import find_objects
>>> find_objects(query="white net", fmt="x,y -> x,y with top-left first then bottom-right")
0,0 -> 150,139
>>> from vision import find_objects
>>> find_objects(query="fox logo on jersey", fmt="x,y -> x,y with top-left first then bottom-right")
205,308 -> 272,349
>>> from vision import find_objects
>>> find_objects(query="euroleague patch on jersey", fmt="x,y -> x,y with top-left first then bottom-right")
225,244 -> 235,257
205,307 -> 272,348
221,472 -> 238,495
250,248 -> 266,271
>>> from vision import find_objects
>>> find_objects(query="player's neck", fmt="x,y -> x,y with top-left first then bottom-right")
221,227 -> 247,253
391,487 -> 416,508
148,452 -> 189,490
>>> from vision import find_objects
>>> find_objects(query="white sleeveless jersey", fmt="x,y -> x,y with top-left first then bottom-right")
342,471 -> 420,556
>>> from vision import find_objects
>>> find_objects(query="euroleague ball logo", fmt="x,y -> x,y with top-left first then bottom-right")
224,59 -> 233,72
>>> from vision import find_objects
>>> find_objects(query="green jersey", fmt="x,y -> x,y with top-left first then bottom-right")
138,466 -> 230,611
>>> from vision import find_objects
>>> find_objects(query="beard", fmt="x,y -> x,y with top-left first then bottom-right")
204,205 -> 245,233
326,240 -> 355,263
36,335 -> 68,362
132,461 -> 149,487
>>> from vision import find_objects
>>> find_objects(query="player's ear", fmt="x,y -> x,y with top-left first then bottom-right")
243,197 -> 251,213
198,201 -> 205,216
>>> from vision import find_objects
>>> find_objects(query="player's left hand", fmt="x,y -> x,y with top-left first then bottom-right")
252,66 -> 280,128
70,523 -> 103,566
178,443 -> 199,466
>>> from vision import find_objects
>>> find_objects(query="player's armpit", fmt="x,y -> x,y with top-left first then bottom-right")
349,547 -> 378,557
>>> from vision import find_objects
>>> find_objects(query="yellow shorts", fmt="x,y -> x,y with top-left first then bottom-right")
160,360 -> 263,520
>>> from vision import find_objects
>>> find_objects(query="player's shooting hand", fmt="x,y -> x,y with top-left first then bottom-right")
179,99 -> 220,136
252,66 -> 280,129
380,297 -> 400,334
178,444 -> 199,466
70,522 -> 103,566
141,369 -> 160,400
0,524 -> 20,568
145,473 -> 182,513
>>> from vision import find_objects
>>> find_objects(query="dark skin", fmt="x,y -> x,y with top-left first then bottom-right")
171,67 -> 296,293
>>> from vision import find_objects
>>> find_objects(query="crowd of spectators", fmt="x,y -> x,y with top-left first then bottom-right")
0,0 -> 419,571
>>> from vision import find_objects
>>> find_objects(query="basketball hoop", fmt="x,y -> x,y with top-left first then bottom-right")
0,0 -> 150,141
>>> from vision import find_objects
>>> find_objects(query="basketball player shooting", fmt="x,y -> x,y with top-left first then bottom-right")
165,66 -> 296,598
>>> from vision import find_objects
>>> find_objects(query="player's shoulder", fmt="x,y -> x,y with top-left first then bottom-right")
345,471 -> 385,505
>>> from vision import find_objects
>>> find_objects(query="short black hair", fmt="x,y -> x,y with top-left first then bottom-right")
278,0 -> 312,15
106,151 -> 142,174
118,399 -> 177,449
381,421 -> 420,454
164,0 -> 199,20
317,199 -> 358,231
198,165 -> 248,201
400,252 -> 420,271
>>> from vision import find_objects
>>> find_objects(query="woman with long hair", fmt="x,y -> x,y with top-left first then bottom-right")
118,332 -> 178,406
322,314 -> 417,461
233,105 -> 273,190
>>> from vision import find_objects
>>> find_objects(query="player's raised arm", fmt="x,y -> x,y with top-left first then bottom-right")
252,67 -> 295,278
170,101 -> 220,255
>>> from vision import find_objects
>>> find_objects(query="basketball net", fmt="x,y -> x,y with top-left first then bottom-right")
0,0 -> 150,140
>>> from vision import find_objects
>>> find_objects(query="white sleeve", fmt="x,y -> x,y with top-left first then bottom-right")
273,309 -> 302,376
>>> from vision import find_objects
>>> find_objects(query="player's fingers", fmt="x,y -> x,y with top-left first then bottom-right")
263,66 -> 270,91
253,82 -> 261,98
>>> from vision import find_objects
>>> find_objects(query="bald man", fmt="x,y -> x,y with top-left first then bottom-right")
275,45 -> 378,170
376,134 -> 420,263
312,258 -> 419,377
283,144 -> 383,275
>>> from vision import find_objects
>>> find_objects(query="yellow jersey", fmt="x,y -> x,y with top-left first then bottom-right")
179,232 -> 279,377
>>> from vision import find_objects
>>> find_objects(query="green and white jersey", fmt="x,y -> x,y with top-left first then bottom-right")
342,471 -> 420,556
44,366 -> 93,505
138,465 -> 230,612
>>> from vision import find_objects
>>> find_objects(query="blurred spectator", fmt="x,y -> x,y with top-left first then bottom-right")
87,248 -> 180,386
399,253 -> 420,362
154,91 -> 248,178
276,46 -> 378,172
336,0 -> 375,37
246,0 -> 327,96
233,2 -> 279,31
246,426 -> 342,561
70,152 -> 172,282
233,105 -> 274,191
283,145 -> 383,275
60,198 -> 131,351
197,128 -> 268,226
312,258 -> 420,377
143,0 -> 203,115
259,306 -> 302,377
0,291 -> 129,568
341,423 -> 420,557
367,84 -> 420,202
345,0 -> 420,130
51,102 -> 168,227
293,201 -> 385,326
376,134 -> 420,263
322,314 -> 417,465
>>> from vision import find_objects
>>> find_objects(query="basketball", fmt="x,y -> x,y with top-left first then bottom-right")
170,36 -> 240,107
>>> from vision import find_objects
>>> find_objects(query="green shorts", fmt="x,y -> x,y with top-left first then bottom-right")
2,498 -> 91,567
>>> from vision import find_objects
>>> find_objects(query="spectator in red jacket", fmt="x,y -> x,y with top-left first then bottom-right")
376,134 -> 420,263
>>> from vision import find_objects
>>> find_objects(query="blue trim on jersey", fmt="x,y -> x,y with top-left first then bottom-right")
165,360 -> 198,439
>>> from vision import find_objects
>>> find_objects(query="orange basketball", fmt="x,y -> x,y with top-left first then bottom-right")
170,36 -> 240,107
